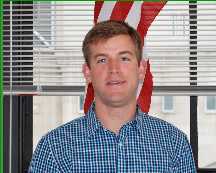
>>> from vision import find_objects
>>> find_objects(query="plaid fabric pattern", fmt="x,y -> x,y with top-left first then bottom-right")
28,104 -> 196,173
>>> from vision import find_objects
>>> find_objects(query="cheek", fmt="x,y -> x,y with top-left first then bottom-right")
90,68 -> 106,81
122,65 -> 139,75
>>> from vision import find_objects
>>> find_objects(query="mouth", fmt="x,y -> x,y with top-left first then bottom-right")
106,80 -> 126,86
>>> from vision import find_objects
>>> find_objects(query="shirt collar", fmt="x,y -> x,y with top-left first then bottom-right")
86,103 -> 103,138
86,103 -> 146,138
134,105 -> 146,135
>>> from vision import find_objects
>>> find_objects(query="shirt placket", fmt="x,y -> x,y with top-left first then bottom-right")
116,126 -> 129,173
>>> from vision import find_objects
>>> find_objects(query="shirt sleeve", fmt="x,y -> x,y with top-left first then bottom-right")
172,134 -> 197,173
28,136 -> 61,173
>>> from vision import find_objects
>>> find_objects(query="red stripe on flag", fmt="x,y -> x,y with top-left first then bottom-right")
94,1 -> 104,24
110,2 -> 133,21
136,1 -> 166,112
84,83 -> 94,114
137,1 -> 166,43
137,60 -> 153,113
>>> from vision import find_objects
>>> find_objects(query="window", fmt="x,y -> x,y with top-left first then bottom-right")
198,96 -> 216,168
172,15 -> 187,36
33,1 -> 54,47
150,96 -> 190,138
3,1 -> 216,173
205,96 -> 216,113
162,96 -> 174,113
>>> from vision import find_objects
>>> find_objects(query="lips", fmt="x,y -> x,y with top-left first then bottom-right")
106,80 -> 126,86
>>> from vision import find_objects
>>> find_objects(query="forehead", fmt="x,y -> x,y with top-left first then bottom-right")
89,35 -> 136,54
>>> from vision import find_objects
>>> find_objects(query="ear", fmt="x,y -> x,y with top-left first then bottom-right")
138,59 -> 147,81
82,63 -> 92,83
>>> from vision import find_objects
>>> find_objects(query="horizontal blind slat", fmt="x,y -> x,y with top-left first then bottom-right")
3,1 -> 216,94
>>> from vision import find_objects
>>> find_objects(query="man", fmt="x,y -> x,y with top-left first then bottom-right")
28,20 -> 196,173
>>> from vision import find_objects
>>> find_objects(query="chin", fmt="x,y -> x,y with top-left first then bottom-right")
105,97 -> 131,107
107,101 -> 126,108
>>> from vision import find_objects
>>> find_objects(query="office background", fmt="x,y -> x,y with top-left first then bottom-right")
2,1 -> 216,173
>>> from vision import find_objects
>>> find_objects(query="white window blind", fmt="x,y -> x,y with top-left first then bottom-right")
3,1 -> 216,95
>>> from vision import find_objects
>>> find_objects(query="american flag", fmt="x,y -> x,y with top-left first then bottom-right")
84,1 -> 167,114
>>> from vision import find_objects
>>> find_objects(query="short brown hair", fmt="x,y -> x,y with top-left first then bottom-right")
82,20 -> 143,67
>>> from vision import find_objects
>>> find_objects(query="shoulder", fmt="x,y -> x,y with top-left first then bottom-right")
140,113 -> 188,144
45,116 -> 88,143
139,113 -> 192,160
33,115 -> 88,153
139,113 -> 196,170
29,116 -> 88,172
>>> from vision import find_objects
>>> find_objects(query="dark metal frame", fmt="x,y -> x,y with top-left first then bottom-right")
189,1 -> 216,172
4,96 -> 32,173
3,1 -> 33,173
189,0 -> 198,170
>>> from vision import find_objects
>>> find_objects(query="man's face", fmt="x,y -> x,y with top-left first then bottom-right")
83,35 -> 145,108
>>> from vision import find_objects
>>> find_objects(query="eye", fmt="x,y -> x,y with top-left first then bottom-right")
121,56 -> 130,62
96,58 -> 106,64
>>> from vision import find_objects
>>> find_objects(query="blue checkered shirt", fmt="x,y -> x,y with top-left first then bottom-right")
28,104 -> 196,173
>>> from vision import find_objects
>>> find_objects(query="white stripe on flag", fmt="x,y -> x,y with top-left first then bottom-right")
125,1 -> 143,29
97,2 -> 116,22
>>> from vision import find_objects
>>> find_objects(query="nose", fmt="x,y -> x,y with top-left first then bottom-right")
108,59 -> 120,74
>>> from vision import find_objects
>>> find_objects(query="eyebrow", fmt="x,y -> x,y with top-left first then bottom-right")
118,51 -> 133,56
93,50 -> 134,59
93,53 -> 107,59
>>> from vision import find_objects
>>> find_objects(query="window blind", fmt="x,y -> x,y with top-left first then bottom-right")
3,1 -> 216,95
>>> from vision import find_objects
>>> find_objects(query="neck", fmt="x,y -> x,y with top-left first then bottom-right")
95,100 -> 137,134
